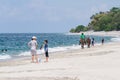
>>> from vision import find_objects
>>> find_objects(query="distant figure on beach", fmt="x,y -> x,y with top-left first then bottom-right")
28,36 -> 38,63
80,33 -> 85,49
86,37 -> 91,48
79,40 -> 81,45
102,38 -> 104,45
40,40 -> 49,62
91,38 -> 95,46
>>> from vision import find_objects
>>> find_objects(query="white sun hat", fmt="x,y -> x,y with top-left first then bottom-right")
32,36 -> 37,39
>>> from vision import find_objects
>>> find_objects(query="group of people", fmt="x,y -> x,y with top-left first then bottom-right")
27,34 -> 104,63
79,33 -> 104,49
28,36 -> 49,63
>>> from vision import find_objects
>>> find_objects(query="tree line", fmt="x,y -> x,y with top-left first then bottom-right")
70,7 -> 120,33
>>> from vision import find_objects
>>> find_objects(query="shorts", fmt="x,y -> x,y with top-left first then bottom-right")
31,49 -> 37,56
45,51 -> 49,57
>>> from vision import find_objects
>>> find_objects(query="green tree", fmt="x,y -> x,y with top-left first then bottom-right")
70,7 -> 120,32
75,25 -> 85,32
88,7 -> 120,31
70,28 -> 75,33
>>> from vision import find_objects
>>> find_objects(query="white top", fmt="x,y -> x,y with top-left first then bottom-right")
28,40 -> 37,50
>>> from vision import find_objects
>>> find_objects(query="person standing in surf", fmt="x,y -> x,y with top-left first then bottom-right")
28,36 -> 38,63
80,33 -> 85,49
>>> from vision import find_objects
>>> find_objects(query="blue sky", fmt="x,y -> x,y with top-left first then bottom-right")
0,0 -> 119,33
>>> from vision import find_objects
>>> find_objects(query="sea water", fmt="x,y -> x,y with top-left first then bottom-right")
0,33 -> 117,60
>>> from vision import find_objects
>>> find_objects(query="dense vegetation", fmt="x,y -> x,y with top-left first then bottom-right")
70,7 -> 120,33
70,25 -> 89,33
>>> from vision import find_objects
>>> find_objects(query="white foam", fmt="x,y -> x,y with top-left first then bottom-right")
18,51 -> 31,56
19,42 -> 112,57
19,45 -> 81,56
111,37 -> 120,42
45,45 -> 82,53
18,50 -> 44,56
0,54 -> 12,60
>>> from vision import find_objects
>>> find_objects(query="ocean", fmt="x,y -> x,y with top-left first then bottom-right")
0,33 -> 118,60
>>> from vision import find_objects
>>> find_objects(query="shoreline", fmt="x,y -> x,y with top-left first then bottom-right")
0,31 -> 120,80
0,42 -> 120,80
0,31 -> 119,61
0,41 -> 116,66
0,31 -> 120,65
0,41 -> 114,63
68,31 -> 120,37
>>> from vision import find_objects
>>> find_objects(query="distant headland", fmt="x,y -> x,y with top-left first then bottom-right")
70,7 -> 120,33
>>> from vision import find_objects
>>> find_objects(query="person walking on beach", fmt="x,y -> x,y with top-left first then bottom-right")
91,38 -> 95,46
80,33 -> 85,49
40,40 -> 49,62
28,36 -> 38,63
102,38 -> 104,45
86,37 -> 91,48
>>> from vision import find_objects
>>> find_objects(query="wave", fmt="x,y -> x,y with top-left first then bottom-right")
0,54 -> 12,60
19,45 -> 81,56
111,37 -> 120,42
49,45 -> 81,52
1,43 -> 103,59
18,50 -> 44,56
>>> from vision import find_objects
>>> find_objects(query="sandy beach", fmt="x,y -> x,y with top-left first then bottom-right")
0,31 -> 120,80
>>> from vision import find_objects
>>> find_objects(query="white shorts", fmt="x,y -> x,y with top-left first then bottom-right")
31,49 -> 37,56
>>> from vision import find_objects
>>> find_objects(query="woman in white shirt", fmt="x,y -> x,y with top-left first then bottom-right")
28,36 -> 38,63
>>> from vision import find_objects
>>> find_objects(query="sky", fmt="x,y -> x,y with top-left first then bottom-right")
0,0 -> 120,33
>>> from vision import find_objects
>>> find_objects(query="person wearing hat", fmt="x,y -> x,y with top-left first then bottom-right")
28,36 -> 38,63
